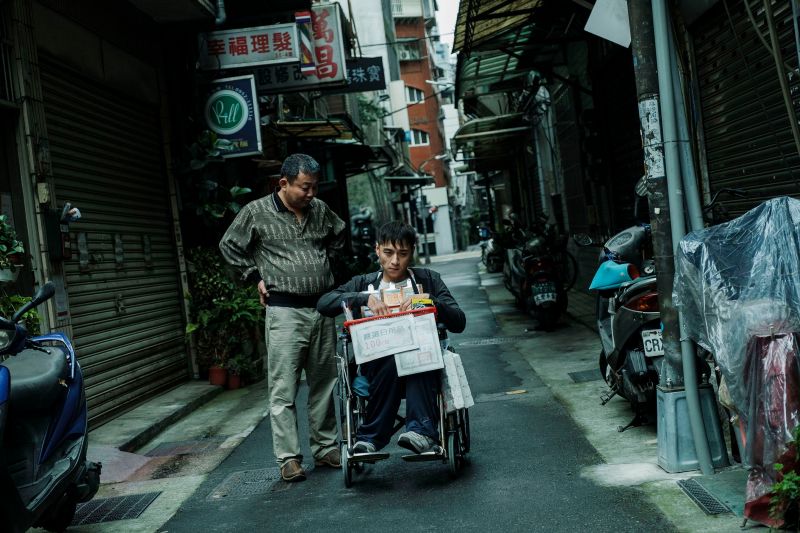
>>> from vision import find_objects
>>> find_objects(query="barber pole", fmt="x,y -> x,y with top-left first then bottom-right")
295,10 -> 315,74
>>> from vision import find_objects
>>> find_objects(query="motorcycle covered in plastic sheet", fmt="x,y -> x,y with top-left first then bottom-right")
673,196 -> 800,527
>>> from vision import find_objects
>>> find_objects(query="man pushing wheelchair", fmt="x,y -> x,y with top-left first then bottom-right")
317,221 -> 466,457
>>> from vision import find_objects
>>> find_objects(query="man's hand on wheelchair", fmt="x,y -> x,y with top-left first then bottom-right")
367,294 -> 391,316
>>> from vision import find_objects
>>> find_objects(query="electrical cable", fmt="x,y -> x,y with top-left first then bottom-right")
358,31 -> 456,49
743,0 -> 797,75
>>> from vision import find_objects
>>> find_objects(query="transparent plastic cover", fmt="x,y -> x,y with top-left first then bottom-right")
674,197 -> 800,524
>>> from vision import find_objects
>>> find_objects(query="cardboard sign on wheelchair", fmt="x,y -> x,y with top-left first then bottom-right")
346,308 -> 444,375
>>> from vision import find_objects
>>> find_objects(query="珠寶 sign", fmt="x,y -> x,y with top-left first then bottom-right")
199,23 -> 299,70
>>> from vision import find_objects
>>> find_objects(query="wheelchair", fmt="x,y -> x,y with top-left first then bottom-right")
335,310 -> 471,487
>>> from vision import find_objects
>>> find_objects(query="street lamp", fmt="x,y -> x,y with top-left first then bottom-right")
416,153 -> 450,265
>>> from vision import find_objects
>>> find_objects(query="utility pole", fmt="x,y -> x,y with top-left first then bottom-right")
628,0 -> 719,474
628,0 -> 682,388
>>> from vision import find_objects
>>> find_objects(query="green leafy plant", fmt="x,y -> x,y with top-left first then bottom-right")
770,424 -> 800,529
180,130 -> 252,226
0,294 -> 40,335
357,95 -> 385,126
185,248 -> 264,372
0,215 -> 24,269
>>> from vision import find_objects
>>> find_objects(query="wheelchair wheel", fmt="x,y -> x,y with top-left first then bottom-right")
459,409 -> 471,454
341,443 -> 353,488
447,431 -> 462,476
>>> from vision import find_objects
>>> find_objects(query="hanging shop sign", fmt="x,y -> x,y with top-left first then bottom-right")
204,75 -> 262,158
340,56 -> 385,92
256,55 -> 385,95
199,23 -> 300,70
255,3 -> 347,92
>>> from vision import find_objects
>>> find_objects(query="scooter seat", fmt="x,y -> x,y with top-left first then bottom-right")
1,347 -> 68,413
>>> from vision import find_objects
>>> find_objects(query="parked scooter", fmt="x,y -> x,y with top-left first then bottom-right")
478,225 -> 504,273
503,215 -> 571,331
0,281 -> 101,531
576,224 -> 662,428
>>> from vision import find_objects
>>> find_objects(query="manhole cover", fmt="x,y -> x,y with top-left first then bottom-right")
677,478 -> 732,515
568,368 -> 603,383
72,492 -> 161,525
207,465 -> 313,500
459,336 -> 526,346
146,436 -> 227,457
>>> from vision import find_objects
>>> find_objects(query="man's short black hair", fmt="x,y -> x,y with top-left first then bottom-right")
376,221 -> 417,249
281,153 -> 320,183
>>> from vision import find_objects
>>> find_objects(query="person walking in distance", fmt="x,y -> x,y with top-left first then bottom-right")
219,153 -> 346,482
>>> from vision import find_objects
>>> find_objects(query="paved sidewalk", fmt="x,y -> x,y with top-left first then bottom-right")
477,265 -> 746,533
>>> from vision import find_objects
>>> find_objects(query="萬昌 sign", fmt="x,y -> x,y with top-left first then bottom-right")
255,3 -> 347,93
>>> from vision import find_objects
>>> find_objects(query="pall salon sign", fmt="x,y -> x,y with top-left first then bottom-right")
204,75 -> 262,158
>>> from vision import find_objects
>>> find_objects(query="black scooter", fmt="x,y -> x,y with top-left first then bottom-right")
1,281 -> 100,531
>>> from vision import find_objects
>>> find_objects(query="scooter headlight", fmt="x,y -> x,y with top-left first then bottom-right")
0,329 -> 14,350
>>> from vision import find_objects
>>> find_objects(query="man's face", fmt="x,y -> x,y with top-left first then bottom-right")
376,240 -> 413,282
280,171 -> 318,209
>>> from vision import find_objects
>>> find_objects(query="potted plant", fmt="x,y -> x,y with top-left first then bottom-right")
185,248 -> 265,386
225,353 -> 251,390
0,215 -> 24,282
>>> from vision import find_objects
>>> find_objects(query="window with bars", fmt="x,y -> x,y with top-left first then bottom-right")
411,129 -> 429,146
406,86 -> 425,103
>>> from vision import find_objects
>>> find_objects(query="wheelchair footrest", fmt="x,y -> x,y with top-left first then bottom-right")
400,448 -> 444,462
349,452 -> 390,463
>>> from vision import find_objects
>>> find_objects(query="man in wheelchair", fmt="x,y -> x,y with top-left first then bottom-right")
317,221 -> 466,455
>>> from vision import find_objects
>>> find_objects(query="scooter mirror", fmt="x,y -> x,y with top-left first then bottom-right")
573,233 -> 593,247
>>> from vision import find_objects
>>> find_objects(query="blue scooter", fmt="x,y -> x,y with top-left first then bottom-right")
0,281 -> 101,532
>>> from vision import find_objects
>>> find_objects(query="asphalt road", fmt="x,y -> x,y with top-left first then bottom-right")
161,257 -> 675,532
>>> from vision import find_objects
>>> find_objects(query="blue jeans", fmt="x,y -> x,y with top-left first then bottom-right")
356,357 -> 439,450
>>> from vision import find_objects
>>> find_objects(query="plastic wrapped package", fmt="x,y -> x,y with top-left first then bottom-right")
674,197 -> 800,410
674,197 -> 800,525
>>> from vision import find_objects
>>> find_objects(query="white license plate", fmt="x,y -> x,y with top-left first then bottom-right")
641,329 -> 664,357
533,293 -> 557,305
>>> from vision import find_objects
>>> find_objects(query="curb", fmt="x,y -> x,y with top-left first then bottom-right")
90,382 -> 225,453
118,385 -> 224,452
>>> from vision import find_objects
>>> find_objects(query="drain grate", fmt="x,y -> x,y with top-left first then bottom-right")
146,436 -> 227,457
677,478 -> 732,515
568,368 -> 603,383
72,492 -> 161,525
207,465 -> 312,500
459,336 -> 527,346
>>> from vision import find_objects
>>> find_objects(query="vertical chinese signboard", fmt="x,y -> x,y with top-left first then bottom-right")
199,23 -> 300,70
255,3 -> 347,93
204,75 -> 262,158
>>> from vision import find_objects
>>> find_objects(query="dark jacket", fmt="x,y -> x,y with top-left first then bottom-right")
316,268 -> 466,334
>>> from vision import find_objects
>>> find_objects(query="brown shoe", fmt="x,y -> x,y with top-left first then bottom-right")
280,459 -> 306,482
314,448 -> 341,468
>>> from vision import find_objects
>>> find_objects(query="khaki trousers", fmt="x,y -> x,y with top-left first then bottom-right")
265,305 -> 337,464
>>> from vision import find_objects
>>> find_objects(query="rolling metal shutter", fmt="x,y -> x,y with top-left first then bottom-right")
692,0 -> 800,216
40,57 -> 189,426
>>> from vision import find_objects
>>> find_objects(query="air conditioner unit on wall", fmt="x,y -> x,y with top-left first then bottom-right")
398,50 -> 415,61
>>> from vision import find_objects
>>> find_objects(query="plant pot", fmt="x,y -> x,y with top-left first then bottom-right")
226,372 -> 241,390
208,365 -> 227,387
0,268 -> 18,283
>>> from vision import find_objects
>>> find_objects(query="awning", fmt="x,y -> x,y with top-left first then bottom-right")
454,1 -> 587,105
453,0 -> 542,54
452,113 -> 529,146
270,118 -> 354,140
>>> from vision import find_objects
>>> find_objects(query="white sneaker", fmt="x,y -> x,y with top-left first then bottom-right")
352,441 -> 376,454
397,431 -> 436,454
